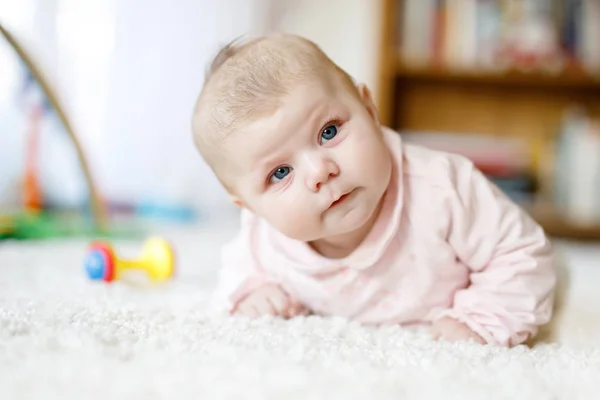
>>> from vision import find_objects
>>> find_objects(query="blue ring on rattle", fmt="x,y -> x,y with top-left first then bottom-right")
84,249 -> 107,280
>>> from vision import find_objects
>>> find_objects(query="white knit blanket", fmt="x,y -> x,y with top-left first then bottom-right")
1,224 -> 599,400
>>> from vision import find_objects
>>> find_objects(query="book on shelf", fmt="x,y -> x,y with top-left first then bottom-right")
550,107 -> 600,226
398,0 -> 600,75
401,108 -> 600,227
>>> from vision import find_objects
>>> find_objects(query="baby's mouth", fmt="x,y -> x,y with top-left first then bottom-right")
329,190 -> 354,209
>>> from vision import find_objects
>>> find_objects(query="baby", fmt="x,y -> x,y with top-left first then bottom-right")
191,34 -> 556,347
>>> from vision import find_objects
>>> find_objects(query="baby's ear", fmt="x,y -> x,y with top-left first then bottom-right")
356,83 -> 380,125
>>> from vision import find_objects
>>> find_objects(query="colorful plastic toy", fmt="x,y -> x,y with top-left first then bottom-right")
84,237 -> 175,282
0,22 -> 108,239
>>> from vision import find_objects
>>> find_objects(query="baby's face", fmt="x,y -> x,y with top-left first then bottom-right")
223,81 -> 392,242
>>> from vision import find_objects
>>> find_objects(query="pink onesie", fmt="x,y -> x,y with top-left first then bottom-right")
209,128 -> 556,347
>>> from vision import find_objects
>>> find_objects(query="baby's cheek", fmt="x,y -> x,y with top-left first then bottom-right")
264,203 -> 318,241
275,209 -> 318,240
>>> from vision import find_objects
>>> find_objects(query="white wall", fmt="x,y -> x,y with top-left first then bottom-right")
52,0 -> 272,212
0,0 -> 381,217
275,0 -> 382,100
2,0 -> 270,214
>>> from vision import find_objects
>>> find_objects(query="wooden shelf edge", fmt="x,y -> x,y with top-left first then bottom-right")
524,203 -> 600,241
395,58 -> 600,91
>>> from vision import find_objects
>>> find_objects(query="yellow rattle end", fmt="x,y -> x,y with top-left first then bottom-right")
115,237 -> 175,282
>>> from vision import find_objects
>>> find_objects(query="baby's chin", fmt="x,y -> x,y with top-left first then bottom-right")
274,223 -> 325,242
277,207 -> 378,243
263,184 -> 387,242
269,217 -> 332,242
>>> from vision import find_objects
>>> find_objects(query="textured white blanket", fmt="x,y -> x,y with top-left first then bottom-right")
1,224 -> 599,400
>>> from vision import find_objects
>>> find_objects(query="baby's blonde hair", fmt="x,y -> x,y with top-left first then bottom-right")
191,34 -> 357,187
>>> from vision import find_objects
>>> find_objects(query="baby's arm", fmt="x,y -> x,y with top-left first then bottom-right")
438,156 -> 556,347
208,210 -> 306,318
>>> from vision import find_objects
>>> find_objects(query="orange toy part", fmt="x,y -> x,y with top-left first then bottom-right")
23,105 -> 43,212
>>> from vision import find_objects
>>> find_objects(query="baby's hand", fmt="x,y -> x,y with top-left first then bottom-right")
431,316 -> 486,344
232,283 -> 308,319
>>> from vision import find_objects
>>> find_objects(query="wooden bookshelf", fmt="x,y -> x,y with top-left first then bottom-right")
377,0 -> 600,241
525,203 -> 600,241
395,60 -> 600,91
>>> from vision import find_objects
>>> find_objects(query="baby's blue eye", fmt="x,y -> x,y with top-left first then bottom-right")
269,166 -> 292,183
320,124 -> 338,144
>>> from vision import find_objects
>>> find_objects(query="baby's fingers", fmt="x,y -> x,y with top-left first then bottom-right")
253,296 -> 277,316
233,302 -> 259,318
233,295 -> 276,318
429,325 -> 443,340
268,288 -> 308,318
286,301 -> 309,317
266,289 -> 291,316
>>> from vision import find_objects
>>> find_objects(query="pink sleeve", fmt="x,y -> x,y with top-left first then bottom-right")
440,156 -> 556,346
208,209 -> 272,315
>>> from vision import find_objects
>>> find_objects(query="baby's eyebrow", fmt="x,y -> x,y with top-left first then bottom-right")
250,137 -> 290,172
249,97 -> 337,171
306,102 -> 331,132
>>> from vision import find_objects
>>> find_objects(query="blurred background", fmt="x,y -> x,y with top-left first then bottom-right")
0,0 -> 599,241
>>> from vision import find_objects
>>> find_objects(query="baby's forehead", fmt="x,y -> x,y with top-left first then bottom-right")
193,34 -> 360,179
231,81 -> 340,133
223,84 -> 349,159
213,83 -> 358,194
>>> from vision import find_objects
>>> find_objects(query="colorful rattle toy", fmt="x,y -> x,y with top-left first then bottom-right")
84,237 -> 175,282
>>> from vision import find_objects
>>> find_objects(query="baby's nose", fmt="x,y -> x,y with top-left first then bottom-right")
304,155 -> 339,192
